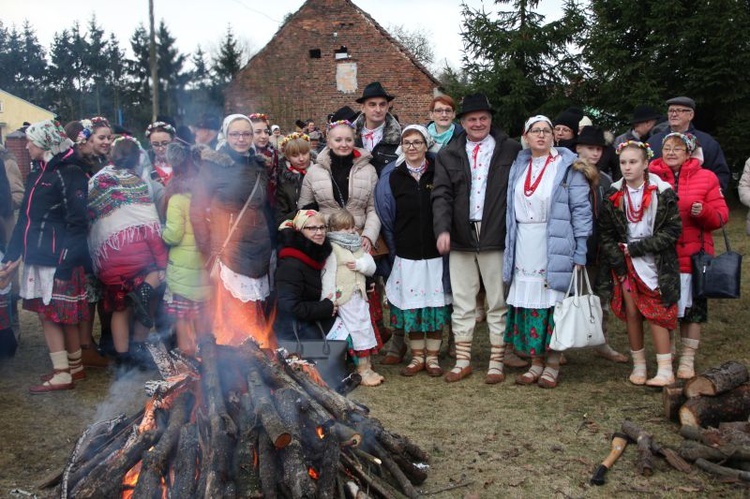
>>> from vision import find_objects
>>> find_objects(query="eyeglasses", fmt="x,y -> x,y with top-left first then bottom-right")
402,140 -> 425,149
553,126 -> 572,133
431,108 -> 454,115
668,108 -> 692,115
527,128 -> 553,136
663,147 -> 686,153
303,225 -> 327,233
150,141 -> 171,148
228,132 -> 253,139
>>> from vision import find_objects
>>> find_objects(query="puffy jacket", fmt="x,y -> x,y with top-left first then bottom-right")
503,147 -> 593,291
297,148 -> 381,244
3,150 -> 88,280
355,113 -> 401,175
736,156 -> 750,235
598,174 -> 682,305
432,127 -> 522,252
190,146 -> 273,279
275,162 -> 305,226
274,229 -> 335,341
649,157 -> 728,273
163,193 -> 211,301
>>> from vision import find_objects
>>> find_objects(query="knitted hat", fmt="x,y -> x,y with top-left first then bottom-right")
553,110 -> 580,135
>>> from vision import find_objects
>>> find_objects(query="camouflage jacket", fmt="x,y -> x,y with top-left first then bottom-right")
597,173 -> 682,305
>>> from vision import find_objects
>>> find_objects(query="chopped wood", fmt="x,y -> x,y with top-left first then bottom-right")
694,458 -> 750,482
621,421 -> 654,476
679,383 -> 750,428
684,361 -> 749,399
663,385 -> 687,422
679,440 -> 750,462
170,423 -> 199,498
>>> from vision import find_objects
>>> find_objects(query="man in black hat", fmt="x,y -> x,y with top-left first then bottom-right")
648,96 -> 730,190
353,82 -> 401,175
193,114 -> 221,149
432,93 -> 522,384
614,105 -> 662,148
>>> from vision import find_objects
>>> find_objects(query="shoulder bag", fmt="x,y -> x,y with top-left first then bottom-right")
277,321 -> 349,388
549,267 -> 605,351
692,216 -> 741,299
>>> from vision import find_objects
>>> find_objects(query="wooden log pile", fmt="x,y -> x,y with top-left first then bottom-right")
58,337 -> 430,498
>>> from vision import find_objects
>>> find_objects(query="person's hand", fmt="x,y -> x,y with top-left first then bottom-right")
0,258 -> 21,286
158,270 -> 166,282
575,264 -> 585,271
436,232 -> 450,255
331,301 -> 338,316
362,237 -> 372,253
346,261 -> 357,270
618,242 -> 629,256
690,202 -> 703,216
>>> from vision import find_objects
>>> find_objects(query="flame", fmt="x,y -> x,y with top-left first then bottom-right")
139,401 -> 156,433
316,426 -> 326,440
308,467 -> 320,480
301,363 -> 327,387
253,449 -> 259,468
211,276 -> 277,349
121,461 -> 142,498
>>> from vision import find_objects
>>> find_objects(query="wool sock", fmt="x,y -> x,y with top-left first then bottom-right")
68,349 -> 83,375
48,350 -> 72,385
451,341 -> 472,371
402,338 -> 425,375
487,333 -> 505,376
630,348 -> 647,385
677,338 -> 700,379
646,353 -> 675,386
425,338 -> 442,370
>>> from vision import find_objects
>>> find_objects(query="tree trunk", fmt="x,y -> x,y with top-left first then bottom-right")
684,361 -> 749,398
679,383 -> 750,428
663,385 -> 686,422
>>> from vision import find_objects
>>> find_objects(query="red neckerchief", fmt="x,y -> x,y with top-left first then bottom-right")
524,154 -> 553,197
278,247 -> 325,270
287,164 -> 307,175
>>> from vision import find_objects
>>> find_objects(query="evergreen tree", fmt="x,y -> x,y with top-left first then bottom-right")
124,24 -> 152,128
156,20 -> 187,118
84,15 -> 110,116
45,28 -> 79,121
212,26 -> 244,86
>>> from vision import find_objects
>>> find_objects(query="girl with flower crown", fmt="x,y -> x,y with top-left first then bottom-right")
648,133 -> 728,379
276,132 -> 313,226
599,141 -> 682,387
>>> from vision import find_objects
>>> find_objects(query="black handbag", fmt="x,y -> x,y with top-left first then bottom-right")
691,218 -> 741,299
277,321 -> 349,388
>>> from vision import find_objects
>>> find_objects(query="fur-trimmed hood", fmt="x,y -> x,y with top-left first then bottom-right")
572,159 -> 600,188
199,146 -> 235,168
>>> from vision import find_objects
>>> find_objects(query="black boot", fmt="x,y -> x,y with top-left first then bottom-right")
114,351 -> 134,379
131,342 -> 156,372
127,282 -> 155,328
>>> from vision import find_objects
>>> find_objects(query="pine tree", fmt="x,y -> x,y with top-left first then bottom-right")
212,26 -> 244,86
156,20 -> 187,118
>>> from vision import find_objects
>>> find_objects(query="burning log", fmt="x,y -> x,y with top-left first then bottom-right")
679,383 -> 750,428
170,423 -> 199,497
684,361 -> 749,398
234,392 -> 262,498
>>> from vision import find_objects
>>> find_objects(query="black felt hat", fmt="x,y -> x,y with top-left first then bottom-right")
330,106 -> 361,123
574,126 -> 606,147
629,105 -> 661,124
194,114 -> 221,131
456,93 -> 494,119
355,81 -> 395,103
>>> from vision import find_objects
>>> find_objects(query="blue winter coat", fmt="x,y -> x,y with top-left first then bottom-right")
503,147 -> 593,292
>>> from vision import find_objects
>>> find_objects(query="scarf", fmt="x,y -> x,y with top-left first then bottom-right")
87,166 -> 161,271
278,209 -> 321,231
327,231 -> 362,253
427,122 -> 455,149
26,120 -> 73,162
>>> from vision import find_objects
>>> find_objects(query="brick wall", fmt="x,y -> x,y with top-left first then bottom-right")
4,133 -> 30,182
225,0 -> 439,132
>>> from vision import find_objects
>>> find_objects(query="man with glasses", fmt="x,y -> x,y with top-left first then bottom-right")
431,93 -> 522,383
353,82 -> 401,175
649,96 -> 729,190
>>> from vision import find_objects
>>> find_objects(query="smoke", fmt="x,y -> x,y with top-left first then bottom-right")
92,369 -> 152,422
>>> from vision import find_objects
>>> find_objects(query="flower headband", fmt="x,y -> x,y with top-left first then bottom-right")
112,135 -> 139,147
90,116 -> 110,128
662,132 -> 697,153
77,119 -> 94,144
616,140 -> 654,160
327,119 -> 355,131
145,121 -> 176,138
248,113 -> 268,122
280,132 -> 310,150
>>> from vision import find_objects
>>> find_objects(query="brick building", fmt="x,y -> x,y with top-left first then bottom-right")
225,0 -> 441,131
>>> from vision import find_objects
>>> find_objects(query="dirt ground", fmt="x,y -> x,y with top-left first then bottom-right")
1,211 -> 750,498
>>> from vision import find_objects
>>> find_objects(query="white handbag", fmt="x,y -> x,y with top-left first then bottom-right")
549,268 -> 605,351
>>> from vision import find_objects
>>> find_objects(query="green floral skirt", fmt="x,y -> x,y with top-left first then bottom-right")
504,305 -> 555,357
389,303 -> 451,335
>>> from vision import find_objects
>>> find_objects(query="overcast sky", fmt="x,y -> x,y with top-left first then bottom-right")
2,0 -> 565,70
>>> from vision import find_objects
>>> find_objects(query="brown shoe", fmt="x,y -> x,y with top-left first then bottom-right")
485,371 -> 505,384
538,368 -> 560,389
81,345 -> 111,368
400,361 -> 425,377
515,366 -> 543,385
41,370 -> 85,382
504,350 -> 529,368
444,365 -> 472,383
425,363 -> 443,377
381,343 -> 407,365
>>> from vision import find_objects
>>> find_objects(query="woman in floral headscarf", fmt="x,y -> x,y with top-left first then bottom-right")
65,116 -> 113,177
0,120 -> 91,392
649,132 -> 728,379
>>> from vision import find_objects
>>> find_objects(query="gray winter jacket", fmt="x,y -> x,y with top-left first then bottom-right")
503,147 -> 593,292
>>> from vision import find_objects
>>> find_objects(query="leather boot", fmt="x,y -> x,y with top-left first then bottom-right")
381,329 -> 406,365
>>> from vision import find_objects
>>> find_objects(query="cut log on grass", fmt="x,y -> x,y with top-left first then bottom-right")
663,385 -> 687,422
621,421 -> 654,476
684,361 -> 749,399
694,458 -> 750,482
718,422 -> 750,446
679,383 -> 750,428
679,440 -> 750,462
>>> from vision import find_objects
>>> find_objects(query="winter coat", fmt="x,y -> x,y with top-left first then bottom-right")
355,113 -> 401,175
0,147 -> 24,209
3,150 -> 88,280
0,161 -> 10,250
297,148 -> 381,244
650,125 -> 730,191
275,162 -> 306,226
432,127 -> 522,252
274,229 -> 335,341
574,159 -> 612,265
190,146 -> 273,279
162,193 -> 211,301
598,173 -> 682,305
649,158 -> 728,273
737,156 -> 750,235
503,147 -> 593,292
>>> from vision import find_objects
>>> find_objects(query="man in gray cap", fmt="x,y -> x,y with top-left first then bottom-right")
649,96 -> 730,190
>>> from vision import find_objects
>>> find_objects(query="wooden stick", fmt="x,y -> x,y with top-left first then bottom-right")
621,421 -> 654,477
695,458 -> 750,481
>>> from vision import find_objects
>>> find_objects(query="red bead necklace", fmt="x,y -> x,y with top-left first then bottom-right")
624,183 -> 648,223
524,154 -> 553,197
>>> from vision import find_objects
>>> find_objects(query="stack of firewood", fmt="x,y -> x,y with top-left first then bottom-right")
55,337 -> 430,498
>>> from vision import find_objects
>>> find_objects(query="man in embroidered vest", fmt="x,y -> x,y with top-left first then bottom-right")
432,93 -> 522,383
354,82 -> 401,176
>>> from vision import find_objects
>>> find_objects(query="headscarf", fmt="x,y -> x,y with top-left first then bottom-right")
395,124 -> 436,166
523,115 -> 553,134
216,114 -> 253,150
278,209 -> 321,232
26,120 -> 74,162
662,132 -> 697,154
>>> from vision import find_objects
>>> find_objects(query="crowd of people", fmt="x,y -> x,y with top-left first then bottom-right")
0,81 -> 741,394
